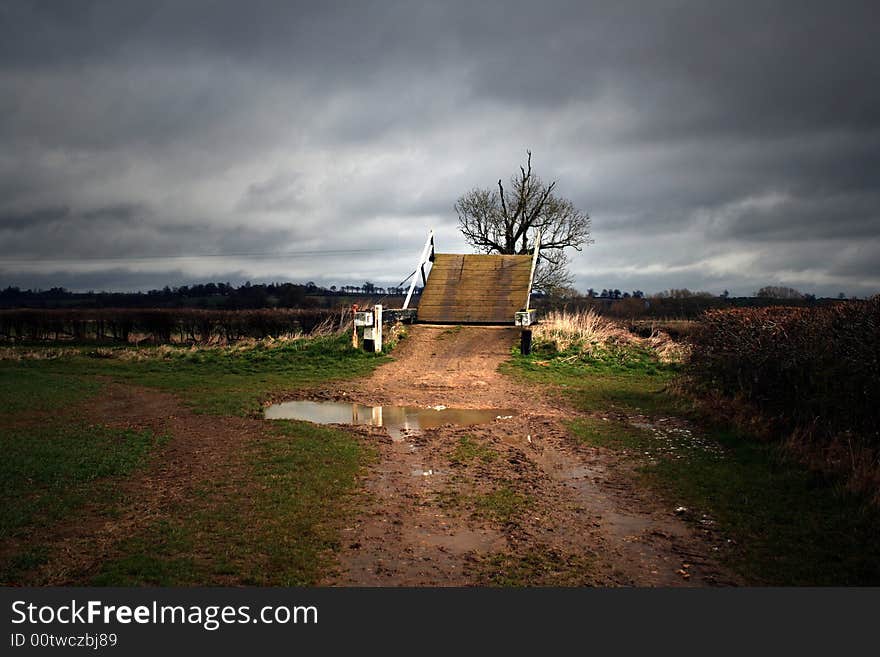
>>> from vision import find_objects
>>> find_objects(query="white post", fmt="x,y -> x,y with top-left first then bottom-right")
525,230 -> 541,310
403,229 -> 434,310
351,308 -> 359,349
374,304 -> 383,353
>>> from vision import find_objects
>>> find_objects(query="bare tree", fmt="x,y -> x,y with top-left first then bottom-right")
455,151 -> 591,292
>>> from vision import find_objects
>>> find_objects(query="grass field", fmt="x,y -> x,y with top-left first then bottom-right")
0,334 -> 387,585
2,335 -> 384,416
91,420 -> 374,586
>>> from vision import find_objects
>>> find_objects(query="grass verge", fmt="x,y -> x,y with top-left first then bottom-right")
0,333 -> 386,416
510,347 -> 880,585
0,365 -> 169,583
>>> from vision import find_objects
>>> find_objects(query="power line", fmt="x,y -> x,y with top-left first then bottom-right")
0,248 -> 392,264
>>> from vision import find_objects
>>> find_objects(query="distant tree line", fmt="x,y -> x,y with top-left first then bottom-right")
581,288 -> 646,299
0,281 -> 419,310
0,279 -> 860,319
538,287 -> 852,320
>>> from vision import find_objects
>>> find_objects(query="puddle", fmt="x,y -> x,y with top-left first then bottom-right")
264,400 -> 516,441
630,416 -> 725,460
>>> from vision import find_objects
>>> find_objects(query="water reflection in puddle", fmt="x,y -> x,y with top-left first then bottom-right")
264,400 -> 516,441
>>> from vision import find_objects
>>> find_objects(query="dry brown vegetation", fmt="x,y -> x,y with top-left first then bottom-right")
0,308 -> 345,344
531,309 -> 687,363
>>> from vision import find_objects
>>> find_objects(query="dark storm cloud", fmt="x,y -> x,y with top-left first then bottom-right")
715,191 -> 880,242
0,206 -> 71,231
0,266 -> 321,293
0,0 -> 878,295
0,267 -> 213,293
0,203 -> 315,260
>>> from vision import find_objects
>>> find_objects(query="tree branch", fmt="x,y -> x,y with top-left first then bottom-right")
454,151 -> 591,288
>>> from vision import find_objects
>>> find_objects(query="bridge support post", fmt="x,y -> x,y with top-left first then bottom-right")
520,329 -> 532,356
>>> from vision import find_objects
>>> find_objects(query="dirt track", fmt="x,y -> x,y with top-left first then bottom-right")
5,325 -> 737,586
316,325 -> 737,586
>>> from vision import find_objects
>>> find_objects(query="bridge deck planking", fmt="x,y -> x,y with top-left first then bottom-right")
416,253 -> 533,324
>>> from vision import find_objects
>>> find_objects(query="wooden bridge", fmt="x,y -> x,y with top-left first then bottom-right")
417,253 -> 533,324
354,230 -> 539,352
399,230 -> 539,326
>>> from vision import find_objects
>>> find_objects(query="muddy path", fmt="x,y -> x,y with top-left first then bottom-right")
312,325 -> 738,586
4,326 -> 737,586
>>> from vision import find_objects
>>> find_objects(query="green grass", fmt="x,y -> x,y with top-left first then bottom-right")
526,341 -> 666,375
641,430 -> 880,585
473,484 -> 531,525
0,366 -> 101,415
2,546 -> 52,576
505,349 -> 685,417
510,347 -> 880,585
92,420 -> 374,586
450,435 -> 499,465
0,364 -> 164,549
0,333 -> 389,584
0,359 -> 169,583
0,334 -> 386,416
0,424 -> 165,539
476,547 -> 595,586
569,417 -> 654,450
0,423 -> 166,584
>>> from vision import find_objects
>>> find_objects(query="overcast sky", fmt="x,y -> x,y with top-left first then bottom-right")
1,1 -> 878,297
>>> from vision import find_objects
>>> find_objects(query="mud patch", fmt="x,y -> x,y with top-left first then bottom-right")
285,325 -> 737,586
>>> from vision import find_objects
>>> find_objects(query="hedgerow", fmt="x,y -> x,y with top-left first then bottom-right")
688,299 -> 880,446
0,308 -> 345,344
